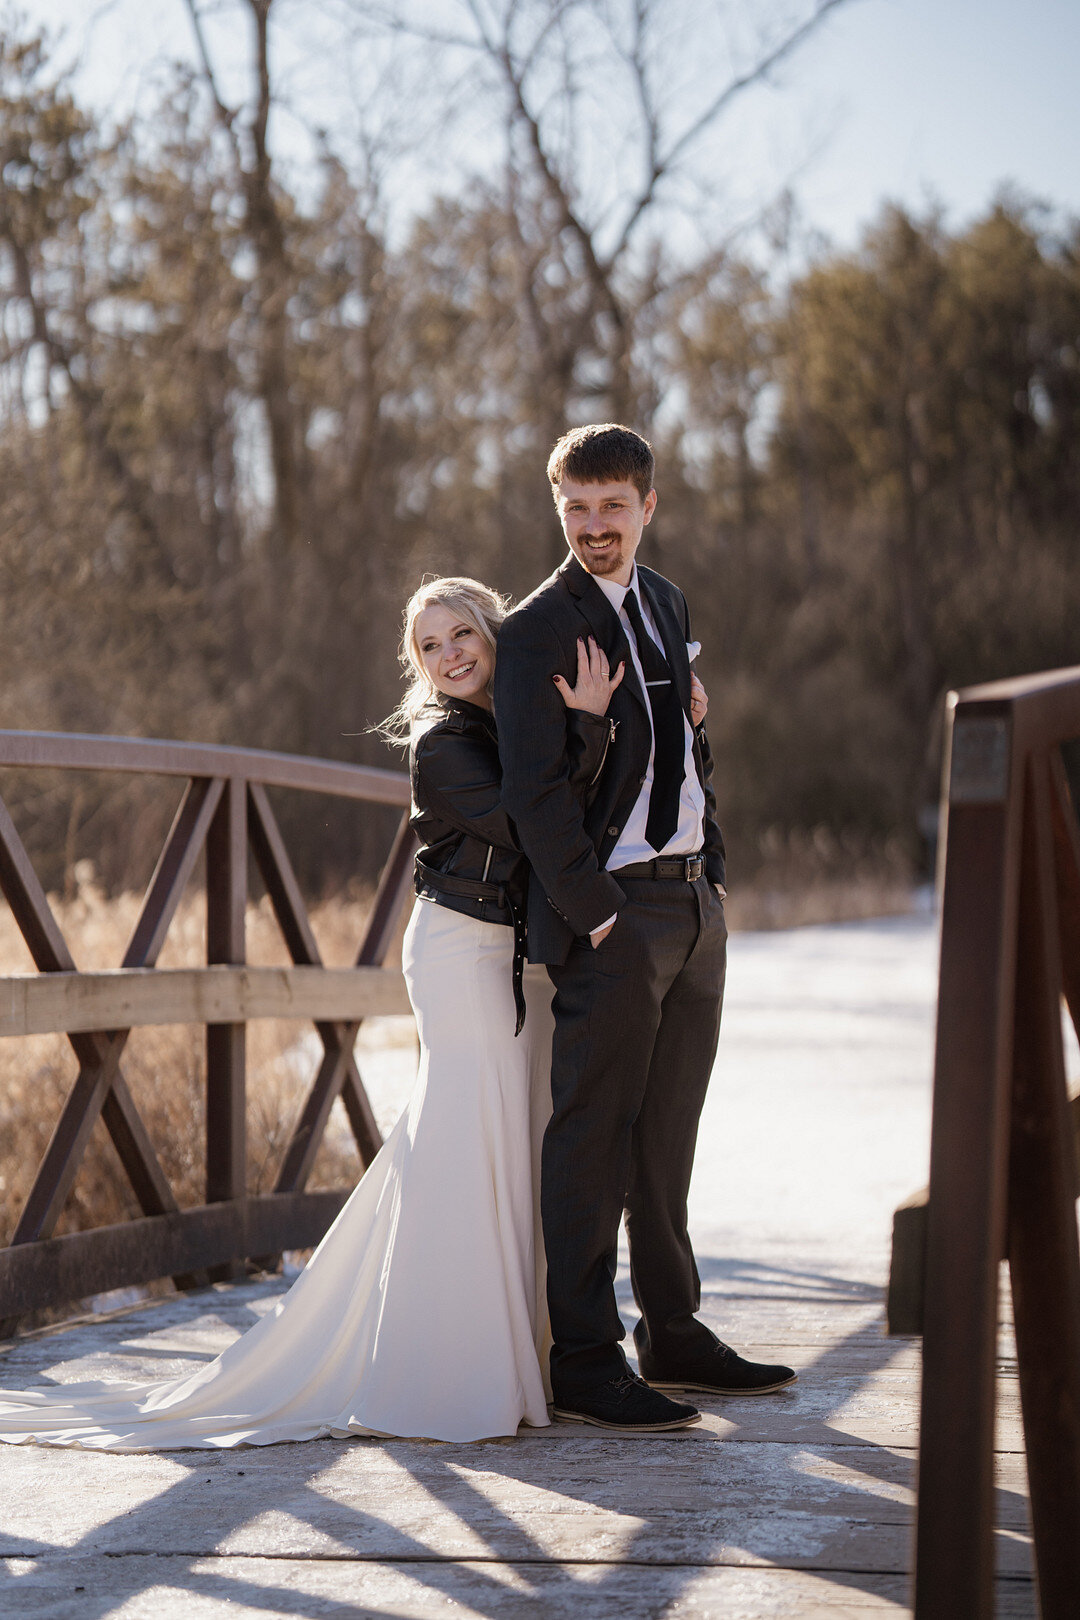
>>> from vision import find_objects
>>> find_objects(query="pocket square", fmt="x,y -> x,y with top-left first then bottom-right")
685,640 -> 701,662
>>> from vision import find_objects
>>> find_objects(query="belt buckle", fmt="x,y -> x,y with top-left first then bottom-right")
685,855 -> 704,881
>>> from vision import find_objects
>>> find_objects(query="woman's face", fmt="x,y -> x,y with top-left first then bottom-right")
414,603 -> 494,709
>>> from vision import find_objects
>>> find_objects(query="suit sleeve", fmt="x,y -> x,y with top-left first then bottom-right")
494,609 -> 625,936
566,709 -> 615,798
696,722 -> 726,887
412,728 -> 520,851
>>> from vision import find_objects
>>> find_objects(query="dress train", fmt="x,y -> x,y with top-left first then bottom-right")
0,902 -> 553,1447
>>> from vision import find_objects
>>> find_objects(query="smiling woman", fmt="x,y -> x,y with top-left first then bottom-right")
0,573 -> 624,1447
416,604 -> 495,709
381,577 -> 507,739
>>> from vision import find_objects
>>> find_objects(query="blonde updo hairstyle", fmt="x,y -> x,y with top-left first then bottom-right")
380,575 -> 510,746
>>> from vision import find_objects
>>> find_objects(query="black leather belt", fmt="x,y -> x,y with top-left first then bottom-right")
614,854 -> 706,881
413,857 -> 527,1037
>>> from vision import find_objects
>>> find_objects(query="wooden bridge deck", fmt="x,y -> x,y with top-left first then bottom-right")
0,1271 -> 1033,1617
0,913 -> 1039,1617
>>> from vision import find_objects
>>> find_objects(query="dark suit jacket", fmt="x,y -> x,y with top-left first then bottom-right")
494,554 -> 726,964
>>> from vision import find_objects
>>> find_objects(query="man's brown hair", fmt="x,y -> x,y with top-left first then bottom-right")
546,423 -> 655,502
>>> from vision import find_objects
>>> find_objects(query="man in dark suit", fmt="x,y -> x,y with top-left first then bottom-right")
495,424 -> 796,1432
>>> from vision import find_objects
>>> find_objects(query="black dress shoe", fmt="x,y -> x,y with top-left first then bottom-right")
552,1373 -> 701,1432
640,1342 -> 797,1396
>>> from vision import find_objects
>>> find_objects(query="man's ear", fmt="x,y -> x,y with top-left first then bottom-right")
642,488 -> 657,525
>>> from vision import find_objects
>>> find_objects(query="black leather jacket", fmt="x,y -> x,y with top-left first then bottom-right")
409,696 -> 615,929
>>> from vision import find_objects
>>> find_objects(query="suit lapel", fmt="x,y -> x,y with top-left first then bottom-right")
638,571 -> 692,720
560,556 -> 647,717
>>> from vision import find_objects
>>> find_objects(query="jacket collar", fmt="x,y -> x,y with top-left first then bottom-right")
423,694 -> 497,734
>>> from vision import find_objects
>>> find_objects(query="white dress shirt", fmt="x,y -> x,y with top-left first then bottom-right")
594,567 -> 705,873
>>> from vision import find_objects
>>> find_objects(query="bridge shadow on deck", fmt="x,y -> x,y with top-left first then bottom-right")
0,1262 -> 1035,1619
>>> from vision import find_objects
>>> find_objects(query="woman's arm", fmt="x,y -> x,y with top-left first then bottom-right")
415,634 -> 626,848
566,709 -> 616,796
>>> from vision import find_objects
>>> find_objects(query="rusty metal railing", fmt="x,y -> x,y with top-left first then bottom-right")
0,731 -> 416,1333
890,671 -> 1080,1618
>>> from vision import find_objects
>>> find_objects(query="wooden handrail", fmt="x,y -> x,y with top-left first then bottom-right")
0,730 -> 410,803
897,668 -> 1080,1619
0,730 -> 418,1331
887,1085 -> 1080,1338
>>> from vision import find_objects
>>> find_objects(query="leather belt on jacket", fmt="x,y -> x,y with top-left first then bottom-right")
413,857 -> 528,1036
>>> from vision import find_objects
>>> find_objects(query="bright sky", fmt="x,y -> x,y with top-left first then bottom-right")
11,0 -> 1080,249
775,0 -> 1080,243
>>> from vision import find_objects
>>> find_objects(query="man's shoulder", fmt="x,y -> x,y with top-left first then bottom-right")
501,565 -> 576,644
637,562 -> 684,605
509,563 -> 572,619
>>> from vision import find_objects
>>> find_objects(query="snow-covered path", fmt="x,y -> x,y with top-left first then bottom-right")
357,909 -> 942,1291
692,911 -> 938,1283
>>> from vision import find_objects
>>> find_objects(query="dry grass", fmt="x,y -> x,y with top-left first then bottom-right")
723,827 -> 918,931
0,864 -> 406,1252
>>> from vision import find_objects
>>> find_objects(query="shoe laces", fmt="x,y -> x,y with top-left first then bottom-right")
610,1373 -> 648,1401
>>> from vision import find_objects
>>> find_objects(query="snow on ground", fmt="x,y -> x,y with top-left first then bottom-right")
690,911 -> 940,1288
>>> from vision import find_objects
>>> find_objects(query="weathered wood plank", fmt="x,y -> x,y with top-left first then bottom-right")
0,965 -> 413,1036
0,1422 -> 1033,1574
0,1559 -> 906,1620
887,1081 -> 1080,1337
0,1193 -> 351,1317
205,777 -> 248,1282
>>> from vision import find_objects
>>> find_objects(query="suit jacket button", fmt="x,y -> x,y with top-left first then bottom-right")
607,825 -> 619,836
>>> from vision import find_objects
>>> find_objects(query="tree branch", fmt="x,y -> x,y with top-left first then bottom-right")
466,2 -> 626,342
608,0 -> 853,265
3,230 -> 169,560
181,0 -> 243,169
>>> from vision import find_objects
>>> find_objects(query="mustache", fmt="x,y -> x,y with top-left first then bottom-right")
584,531 -> 621,544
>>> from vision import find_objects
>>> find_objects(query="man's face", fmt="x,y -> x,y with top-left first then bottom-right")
555,477 -> 657,588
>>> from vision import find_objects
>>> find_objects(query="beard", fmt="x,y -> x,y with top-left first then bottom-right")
577,532 -> 624,574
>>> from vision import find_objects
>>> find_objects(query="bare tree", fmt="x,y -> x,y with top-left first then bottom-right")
183,0 -> 308,556
358,0 -> 854,421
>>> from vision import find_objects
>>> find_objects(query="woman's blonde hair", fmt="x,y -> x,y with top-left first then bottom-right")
379,575 -> 510,746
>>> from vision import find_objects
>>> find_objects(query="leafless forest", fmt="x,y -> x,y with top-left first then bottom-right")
2,0 -> 1078,900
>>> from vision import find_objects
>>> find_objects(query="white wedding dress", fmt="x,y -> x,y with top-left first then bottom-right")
0,901 -> 554,1448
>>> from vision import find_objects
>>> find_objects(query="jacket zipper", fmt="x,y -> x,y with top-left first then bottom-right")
589,718 -> 617,788
482,844 -> 494,881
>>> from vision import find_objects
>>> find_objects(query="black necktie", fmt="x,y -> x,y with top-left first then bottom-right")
623,588 -> 686,852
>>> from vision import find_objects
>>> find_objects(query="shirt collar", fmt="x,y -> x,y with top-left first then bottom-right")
593,563 -> 640,614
